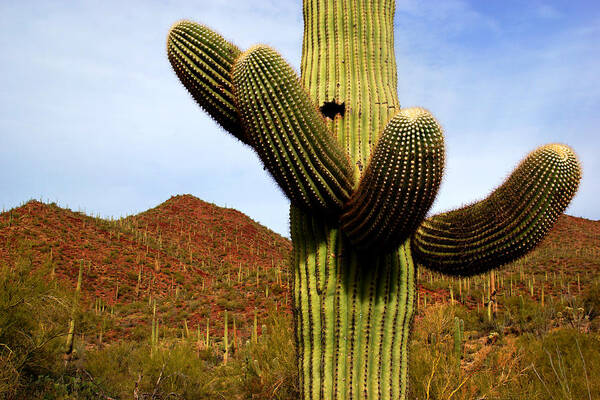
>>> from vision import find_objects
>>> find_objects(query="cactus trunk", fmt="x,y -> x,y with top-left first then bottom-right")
291,2 -> 416,399
292,209 -> 415,399
301,0 -> 400,172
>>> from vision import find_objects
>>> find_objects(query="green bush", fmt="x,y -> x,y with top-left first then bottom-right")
409,303 -> 600,400
239,312 -> 298,399
501,294 -> 555,335
582,278 -> 600,321
507,329 -> 600,400
0,257 -> 70,398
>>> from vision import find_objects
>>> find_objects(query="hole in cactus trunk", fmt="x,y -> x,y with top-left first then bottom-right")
320,100 -> 345,120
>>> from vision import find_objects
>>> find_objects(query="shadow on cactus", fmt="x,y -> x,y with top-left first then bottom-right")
165,2 -> 582,399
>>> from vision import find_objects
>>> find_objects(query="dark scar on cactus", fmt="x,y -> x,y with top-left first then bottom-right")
320,100 -> 345,119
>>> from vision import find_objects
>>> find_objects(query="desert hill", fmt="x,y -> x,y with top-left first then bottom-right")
416,213 -> 600,308
0,195 -> 291,341
0,195 -> 598,342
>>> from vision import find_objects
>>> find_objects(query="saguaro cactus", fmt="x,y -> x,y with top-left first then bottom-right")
64,261 -> 83,366
166,2 -> 581,399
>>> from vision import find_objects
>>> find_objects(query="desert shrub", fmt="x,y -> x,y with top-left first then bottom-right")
501,328 -> 600,400
81,311 -> 297,399
118,299 -> 146,315
126,270 -> 138,281
83,341 -> 139,398
239,312 -> 298,399
216,297 -> 244,311
27,374 -> 99,399
409,304 -> 466,399
454,303 -> 503,337
76,306 -> 103,337
270,284 -> 285,296
501,295 -> 555,335
173,271 -> 185,284
410,301 -> 600,400
0,257 -> 70,398
582,277 -> 600,321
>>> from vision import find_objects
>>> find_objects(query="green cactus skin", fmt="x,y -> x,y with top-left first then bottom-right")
166,1 -> 582,398
291,208 -> 416,400
233,45 -> 354,213
412,144 -> 581,276
453,316 -> 464,357
167,21 -> 246,144
341,108 -> 445,250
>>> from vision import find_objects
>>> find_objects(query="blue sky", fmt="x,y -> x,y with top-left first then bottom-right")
1,1 -> 598,237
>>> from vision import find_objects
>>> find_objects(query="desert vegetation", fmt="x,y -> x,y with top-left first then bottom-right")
0,198 -> 598,399
1,0 -> 595,398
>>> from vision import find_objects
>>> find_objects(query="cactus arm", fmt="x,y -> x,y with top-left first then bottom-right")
167,21 -> 247,144
341,107 -> 445,250
233,45 -> 355,213
412,144 -> 582,276
167,21 -> 355,215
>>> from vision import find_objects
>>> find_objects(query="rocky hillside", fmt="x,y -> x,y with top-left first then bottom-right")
0,195 -> 291,340
0,195 -> 597,341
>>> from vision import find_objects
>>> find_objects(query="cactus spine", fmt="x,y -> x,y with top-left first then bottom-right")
166,1 -> 581,399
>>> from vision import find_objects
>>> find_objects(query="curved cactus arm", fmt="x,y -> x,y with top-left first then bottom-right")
233,45 -> 355,214
167,20 -> 248,144
341,108 -> 445,251
412,144 -> 581,276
